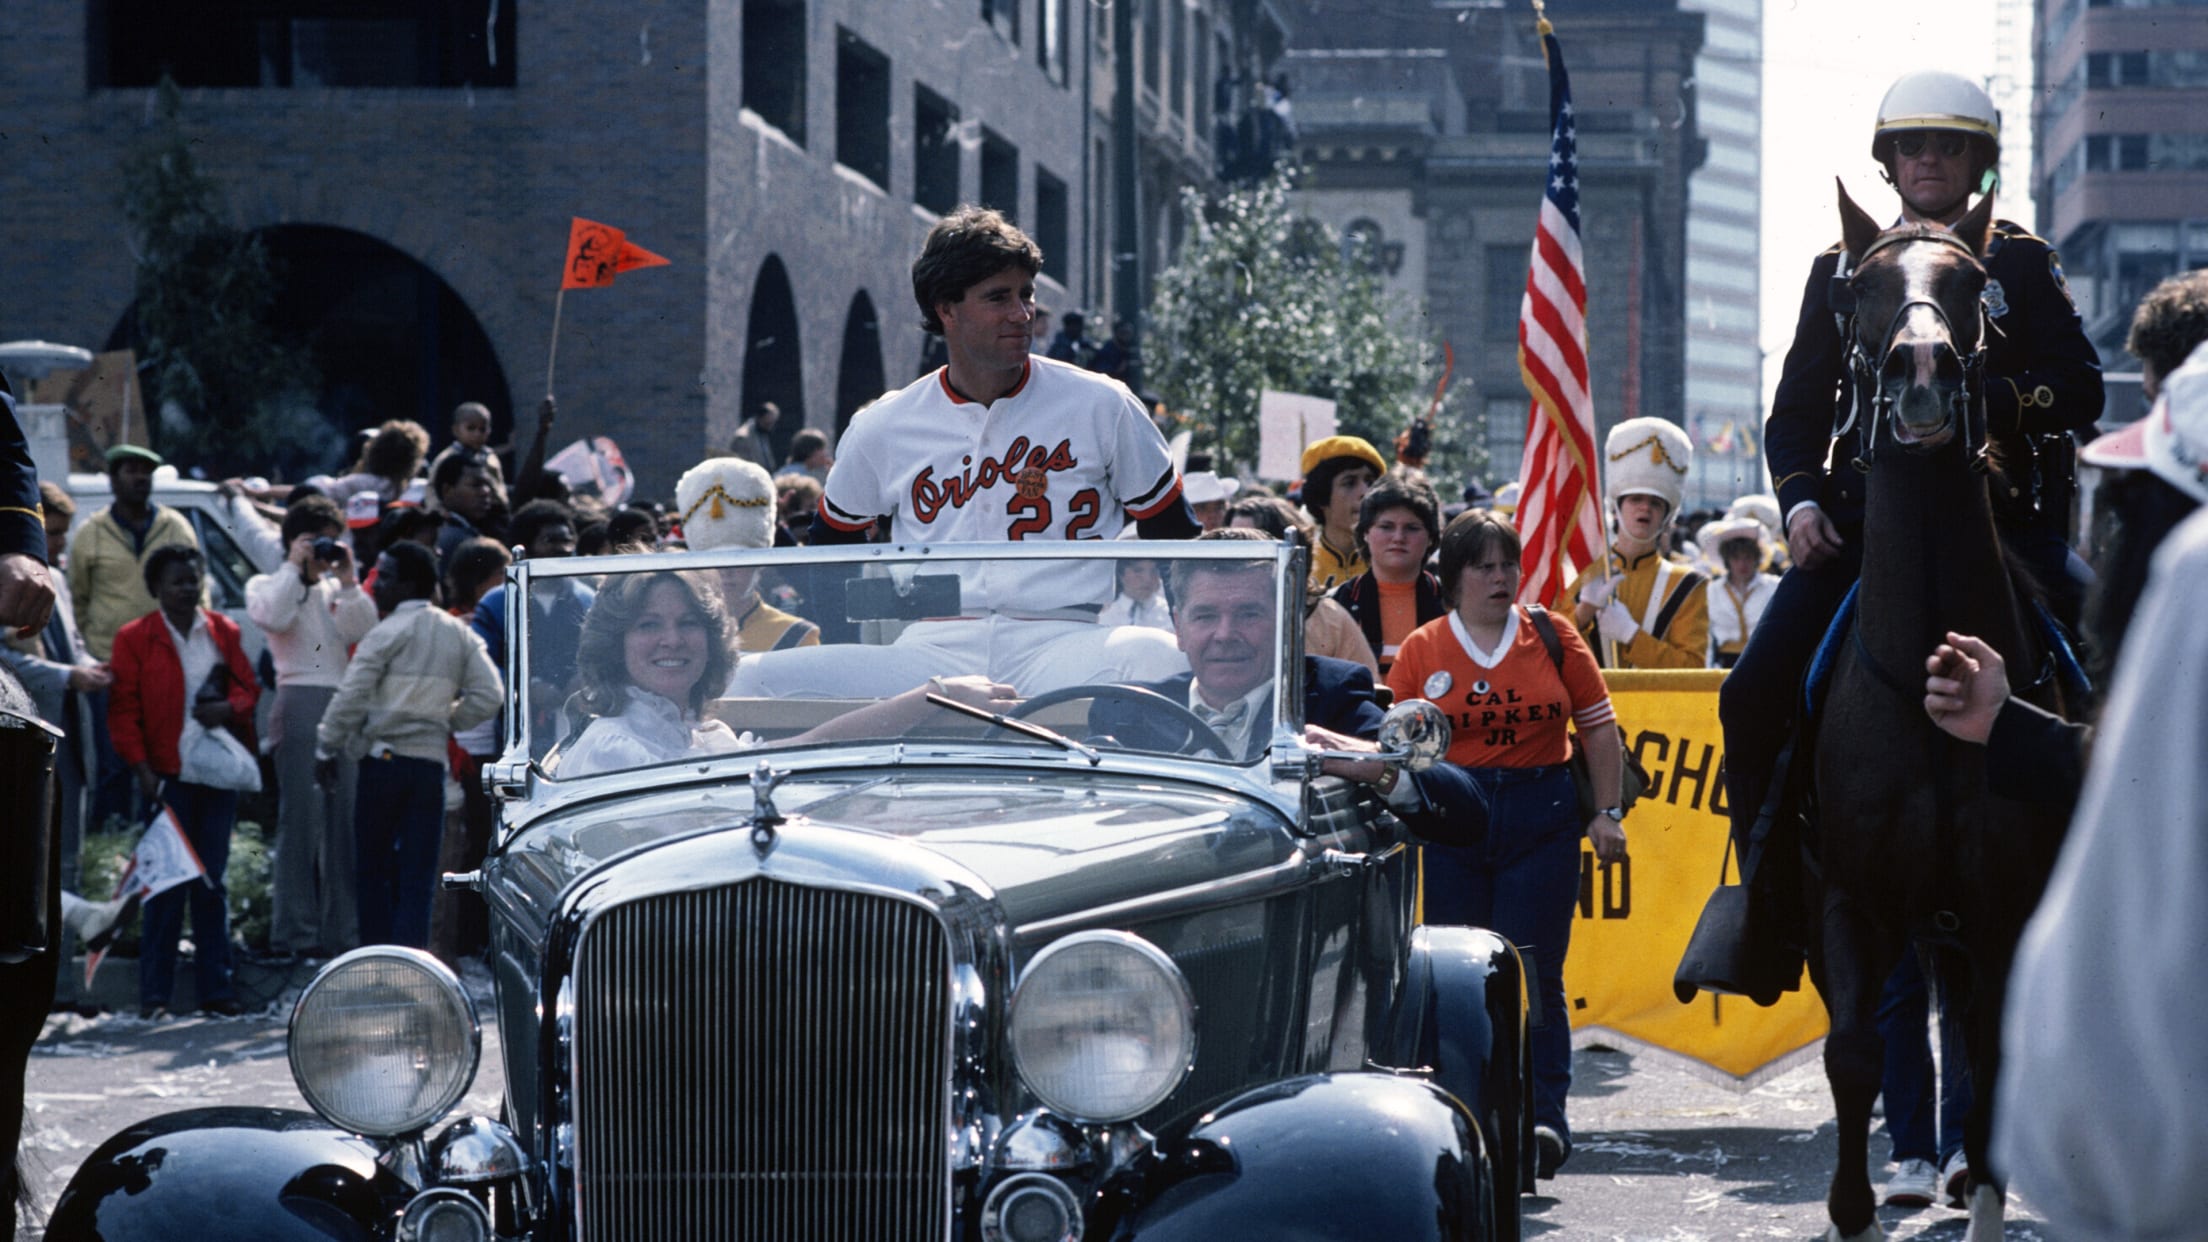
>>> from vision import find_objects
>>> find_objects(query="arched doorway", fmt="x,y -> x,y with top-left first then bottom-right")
104,224 -> 508,480
740,256 -> 805,463
834,291 -> 885,441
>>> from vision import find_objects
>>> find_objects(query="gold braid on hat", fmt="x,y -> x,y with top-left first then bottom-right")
1609,434 -> 1689,475
683,482 -> 771,525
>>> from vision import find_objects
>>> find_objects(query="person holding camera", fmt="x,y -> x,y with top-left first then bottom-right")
246,495 -> 378,961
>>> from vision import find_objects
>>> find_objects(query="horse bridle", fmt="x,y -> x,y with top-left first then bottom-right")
1835,228 -> 1991,475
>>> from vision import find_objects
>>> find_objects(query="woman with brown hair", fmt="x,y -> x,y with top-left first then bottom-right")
556,569 -> 1015,779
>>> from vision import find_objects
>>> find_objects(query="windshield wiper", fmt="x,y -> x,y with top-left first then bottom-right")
923,692 -> 1102,766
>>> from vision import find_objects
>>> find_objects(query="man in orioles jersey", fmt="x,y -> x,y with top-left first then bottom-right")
735,206 -> 1198,698
1566,417 -> 1710,669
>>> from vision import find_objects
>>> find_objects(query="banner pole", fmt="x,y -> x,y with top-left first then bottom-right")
546,287 -> 567,400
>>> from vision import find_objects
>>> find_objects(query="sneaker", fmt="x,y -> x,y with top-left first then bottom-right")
1882,1157 -> 1939,1207
1534,1125 -> 1568,1179
1940,1152 -> 1969,1208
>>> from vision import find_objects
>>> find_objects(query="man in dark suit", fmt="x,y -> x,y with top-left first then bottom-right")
1092,533 -> 1482,843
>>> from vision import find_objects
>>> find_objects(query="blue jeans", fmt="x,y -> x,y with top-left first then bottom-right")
1878,951 -> 1970,1167
353,754 -> 448,949
139,780 -> 238,1009
1420,763 -> 1580,1145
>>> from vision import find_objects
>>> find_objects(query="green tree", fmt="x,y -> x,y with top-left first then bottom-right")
1145,169 -> 1480,484
119,79 -> 321,476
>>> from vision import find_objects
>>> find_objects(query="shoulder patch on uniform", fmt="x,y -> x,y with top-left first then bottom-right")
2047,250 -> 2079,313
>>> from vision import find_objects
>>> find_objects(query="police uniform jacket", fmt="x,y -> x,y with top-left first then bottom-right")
1765,219 -> 2103,541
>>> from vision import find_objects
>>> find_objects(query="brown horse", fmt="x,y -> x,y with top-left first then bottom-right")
1808,184 -> 2073,1242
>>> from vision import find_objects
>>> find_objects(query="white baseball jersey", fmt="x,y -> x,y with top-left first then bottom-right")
817,357 -> 1184,611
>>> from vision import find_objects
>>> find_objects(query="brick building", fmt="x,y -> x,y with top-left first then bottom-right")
4,1 -> 1285,496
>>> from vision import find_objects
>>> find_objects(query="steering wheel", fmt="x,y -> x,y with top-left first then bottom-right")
1005,683 -> 1234,759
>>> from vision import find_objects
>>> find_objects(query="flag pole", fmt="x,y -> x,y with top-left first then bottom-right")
546,287 -> 567,400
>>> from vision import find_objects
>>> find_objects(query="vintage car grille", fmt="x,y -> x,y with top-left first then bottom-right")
570,880 -> 953,1240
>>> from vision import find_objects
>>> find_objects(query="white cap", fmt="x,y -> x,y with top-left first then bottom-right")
1491,481 -> 1522,516
1183,470 -> 1241,506
2082,339 -> 2208,505
676,456 -> 778,550
1604,417 -> 1692,514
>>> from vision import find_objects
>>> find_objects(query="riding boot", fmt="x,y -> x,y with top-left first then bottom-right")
1716,545 -> 1860,982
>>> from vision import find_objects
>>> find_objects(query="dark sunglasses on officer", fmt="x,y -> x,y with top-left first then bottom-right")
1892,131 -> 1970,160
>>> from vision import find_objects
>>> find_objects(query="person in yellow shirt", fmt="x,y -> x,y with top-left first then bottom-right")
1297,435 -> 1386,594
1568,417 -> 1709,669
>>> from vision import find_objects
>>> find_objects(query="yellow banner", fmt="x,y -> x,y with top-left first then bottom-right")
1563,669 -> 1826,1085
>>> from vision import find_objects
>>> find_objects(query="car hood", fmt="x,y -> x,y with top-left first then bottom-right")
492,768 -> 1296,942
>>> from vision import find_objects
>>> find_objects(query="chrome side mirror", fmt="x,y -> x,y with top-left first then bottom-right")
1376,700 -> 1450,772
1287,699 -> 1453,777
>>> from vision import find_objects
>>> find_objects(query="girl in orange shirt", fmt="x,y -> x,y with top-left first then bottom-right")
1387,509 -> 1626,1183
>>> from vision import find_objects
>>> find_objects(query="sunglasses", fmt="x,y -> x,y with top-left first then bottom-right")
1893,132 -> 1971,159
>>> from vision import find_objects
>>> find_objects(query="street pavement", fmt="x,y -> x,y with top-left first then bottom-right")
17,986 -> 2054,1240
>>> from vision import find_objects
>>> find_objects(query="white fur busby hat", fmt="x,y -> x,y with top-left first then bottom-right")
1727,493 -> 1782,541
1604,417 -> 1692,514
676,456 -> 777,551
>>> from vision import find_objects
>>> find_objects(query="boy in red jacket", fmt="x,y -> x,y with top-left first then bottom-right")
108,546 -> 259,1019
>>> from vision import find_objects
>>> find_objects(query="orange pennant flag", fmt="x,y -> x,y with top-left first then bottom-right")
561,217 -> 671,290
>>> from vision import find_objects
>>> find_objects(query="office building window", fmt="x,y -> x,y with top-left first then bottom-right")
1094,136 -> 1111,296
1143,0 -> 1162,94
1486,244 -> 1526,342
1040,0 -> 1069,85
744,0 -> 807,145
94,0 -> 515,88
2085,134 -> 2153,171
1195,13 -> 1212,132
836,30 -> 891,189
915,85 -> 962,215
1035,167 -> 1070,282
2086,50 -> 2152,87
1484,396 -> 1528,475
2152,132 -> 2208,170
981,129 -> 1020,222
1170,1 -> 1188,120
983,0 -> 1019,45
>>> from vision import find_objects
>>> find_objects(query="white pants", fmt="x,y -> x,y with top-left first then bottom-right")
728,616 -> 1188,699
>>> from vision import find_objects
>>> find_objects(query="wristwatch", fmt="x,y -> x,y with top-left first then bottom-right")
1599,806 -> 1625,823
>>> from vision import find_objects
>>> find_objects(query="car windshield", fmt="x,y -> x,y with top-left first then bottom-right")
512,541 -> 1299,780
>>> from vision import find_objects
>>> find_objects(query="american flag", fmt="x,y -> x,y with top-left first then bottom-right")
1513,16 -> 1601,609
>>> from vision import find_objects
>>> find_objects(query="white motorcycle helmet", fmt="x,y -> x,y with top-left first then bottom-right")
1872,71 -> 2001,191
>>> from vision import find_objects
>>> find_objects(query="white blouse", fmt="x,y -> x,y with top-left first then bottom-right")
557,686 -> 746,778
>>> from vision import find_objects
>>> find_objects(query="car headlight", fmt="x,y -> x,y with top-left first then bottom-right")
290,947 -> 481,1138
1008,931 -> 1194,1123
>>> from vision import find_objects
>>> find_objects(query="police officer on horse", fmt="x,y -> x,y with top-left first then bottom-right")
1716,71 -> 2103,961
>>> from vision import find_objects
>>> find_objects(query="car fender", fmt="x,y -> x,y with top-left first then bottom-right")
1376,925 -> 1532,1209
1086,1072 -> 1493,1241
43,1107 -> 407,1242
